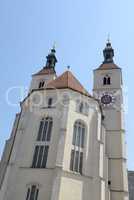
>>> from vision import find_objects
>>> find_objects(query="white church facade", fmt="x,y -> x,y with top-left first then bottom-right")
0,42 -> 129,200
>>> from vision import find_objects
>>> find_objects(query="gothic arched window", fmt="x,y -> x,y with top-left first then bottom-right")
37,117 -> 53,141
26,185 -> 39,200
103,76 -> 111,85
32,117 -> 53,168
72,121 -> 85,147
70,121 -> 86,174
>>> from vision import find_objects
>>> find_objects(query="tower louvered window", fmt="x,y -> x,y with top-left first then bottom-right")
32,117 -> 53,168
26,185 -> 39,200
70,121 -> 85,174
38,81 -> 45,89
103,76 -> 111,85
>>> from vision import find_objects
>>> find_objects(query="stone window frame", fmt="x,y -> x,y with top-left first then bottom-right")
48,98 -> 53,108
103,75 -> 111,85
38,81 -> 45,89
70,120 -> 86,174
25,184 -> 39,200
32,117 -> 53,168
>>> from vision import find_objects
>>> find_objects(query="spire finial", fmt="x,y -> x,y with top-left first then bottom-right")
45,45 -> 57,69
52,42 -> 56,50
103,38 -> 114,64
50,42 -> 56,54
107,33 -> 110,43
67,66 -> 71,71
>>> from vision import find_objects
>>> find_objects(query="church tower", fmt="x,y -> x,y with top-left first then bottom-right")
93,41 -> 129,200
29,47 -> 57,92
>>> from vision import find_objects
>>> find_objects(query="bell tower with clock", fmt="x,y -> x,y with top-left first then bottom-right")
93,41 -> 129,200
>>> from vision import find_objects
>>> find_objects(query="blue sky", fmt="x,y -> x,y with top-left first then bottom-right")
0,0 -> 133,170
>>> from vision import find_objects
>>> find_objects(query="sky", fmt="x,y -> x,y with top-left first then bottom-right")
0,0 -> 133,170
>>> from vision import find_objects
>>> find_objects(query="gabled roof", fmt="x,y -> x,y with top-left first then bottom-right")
96,63 -> 121,70
46,71 -> 91,97
33,67 -> 56,76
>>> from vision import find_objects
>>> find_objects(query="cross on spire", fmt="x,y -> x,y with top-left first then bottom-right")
107,33 -> 110,43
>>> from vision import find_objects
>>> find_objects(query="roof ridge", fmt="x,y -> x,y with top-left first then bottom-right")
95,63 -> 120,71
46,70 -> 91,97
32,67 -> 56,76
68,71 -> 87,92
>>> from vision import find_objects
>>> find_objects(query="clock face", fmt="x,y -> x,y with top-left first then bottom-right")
99,92 -> 116,107
101,94 -> 112,105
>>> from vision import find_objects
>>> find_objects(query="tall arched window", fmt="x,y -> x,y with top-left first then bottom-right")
70,121 -> 86,174
32,117 -> 53,168
72,121 -> 85,147
37,117 -> 53,141
103,76 -> 111,85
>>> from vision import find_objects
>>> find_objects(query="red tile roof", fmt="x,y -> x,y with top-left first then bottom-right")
33,67 -> 56,76
96,63 -> 120,70
46,71 -> 91,96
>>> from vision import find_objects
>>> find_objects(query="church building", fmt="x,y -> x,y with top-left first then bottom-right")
0,42 -> 129,200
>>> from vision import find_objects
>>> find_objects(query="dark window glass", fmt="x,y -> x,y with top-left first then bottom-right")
103,77 -> 107,85
36,146 -> 44,168
72,125 -> 77,146
79,152 -> 83,174
70,150 -> 83,174
107,77 -> 111,85
81,128 -> 85,148
32,145 -> 49,168
26,185 -> 39,200
35,189 -> 39,200
103,76 -> 111,85
74,151 -> 79,172
30,185 -> 36,200
76,126 -> 81,146
32,146 -> 39,168
42,120 -> 48,141
26,188 -> 30,200
42,146 -> 49,168
37,121 -> 44,141
79,103 -> 84,113
70,150 -> 74,171
72,122 -> 85,148
37,117 -> 53,142
47,121 -> 53,141
39,82 -> 41,88
70,121 -> 85,174
39,81 -> 44,89
33,117 -> 52,169
48,98 -> 53,107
